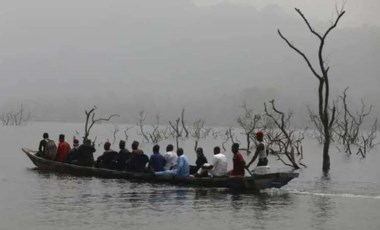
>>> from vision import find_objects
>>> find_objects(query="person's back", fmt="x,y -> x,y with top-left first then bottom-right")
45,139 -> 58,160
191,147 -> 208,175
116,140 -> 132,170
96,142 -> 118,170
230,143 -> 245,176
55,134 -> 71,162
210,152 -> 228,177
76,139 -> 96,167
175,149 -> 190,177
37,132 -> 57,160
149,145 -> 166,172
128,153 -> 149,172
67,138 -> 80,164
127,141 -> 149,172
163,144 -> 177,170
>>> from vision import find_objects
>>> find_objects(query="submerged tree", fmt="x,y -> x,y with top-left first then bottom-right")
335,88 -> 378,157
83,106 -> 119,142
278,7 -> 345,173
236,103 -> 263,155
0,104 -> 31,126
264,100 -> 306,169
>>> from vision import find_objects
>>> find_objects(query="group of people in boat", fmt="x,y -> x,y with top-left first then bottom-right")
36,131 -> 268,177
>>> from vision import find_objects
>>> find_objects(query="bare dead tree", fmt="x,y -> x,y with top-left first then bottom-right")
190,119 -> 204,151
136,110 -> 150,143
221,128 -> 237,152
169,118 -> 182,149
190,119 -> 212,151
123,126 -> 133,142
181,108 -> 189,138
278,7 -> 345,173
335,88 -> 378,157
83,106 -> 119,142
147,113 -> 170,144
264,100 -> 305,169
111,125 -> 119,145
237,102 -> 263,155
0,104 -> 31,126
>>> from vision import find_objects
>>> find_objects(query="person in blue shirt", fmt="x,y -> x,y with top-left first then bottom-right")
149,144 -> 166,172
155,148 -> 189,177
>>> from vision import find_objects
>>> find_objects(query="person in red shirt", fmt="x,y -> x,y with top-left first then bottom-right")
228,143 -> 246,176
55,134 -> 71,162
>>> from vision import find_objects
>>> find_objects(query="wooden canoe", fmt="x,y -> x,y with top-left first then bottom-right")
22,148 -> 298,191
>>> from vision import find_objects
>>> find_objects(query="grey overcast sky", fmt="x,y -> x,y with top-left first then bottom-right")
194,0 -> 380,28
0,0 -> 379,125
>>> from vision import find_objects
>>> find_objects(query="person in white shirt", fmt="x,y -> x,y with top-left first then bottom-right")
197,146 -> 228,177
163,144 -> 178,170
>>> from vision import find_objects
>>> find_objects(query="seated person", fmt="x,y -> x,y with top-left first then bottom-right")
126,141 -> 149,172
67,138 -> 80,164
163,144 -> 177,170
197,146 -> 228,177
149,144 -> 166,172
36,132 -> 57,160
116,140 -> 132,170
36,132 -> 49,157
96,142 -> 119,170
55,134 -> 71,162
228,143 -> 246,176
155,148 -> 190,177
74,139 -> 96,167
190,147 -> 208,175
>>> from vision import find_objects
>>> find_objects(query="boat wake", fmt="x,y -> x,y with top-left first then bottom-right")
262,188 -> 380,200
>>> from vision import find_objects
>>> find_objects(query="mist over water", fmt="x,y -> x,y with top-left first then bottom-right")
1,1 -> 379,229
1,122 -> 380,230
0,0 -> 379,126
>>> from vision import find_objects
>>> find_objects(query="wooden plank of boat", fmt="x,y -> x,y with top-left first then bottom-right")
22,148 -> 299,191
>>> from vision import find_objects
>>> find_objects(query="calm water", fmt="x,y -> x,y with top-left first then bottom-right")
1,122 -> 380,230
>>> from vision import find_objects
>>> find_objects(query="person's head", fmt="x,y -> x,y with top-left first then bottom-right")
104,142 -> 111,151
177,148 -> 184,157
196,147 -> 204,157
59,134 -> 65,142
119,140 -> 126,150
166,144 -> 174,152
131,141 -> 139,150
153,144 -> 160,153
256,131 -> 264,141
73,138 -> 79,148
213,146 -> 221,155
43,132 -> 49,139
231,143 -> 239,154
84,139 -> 92,145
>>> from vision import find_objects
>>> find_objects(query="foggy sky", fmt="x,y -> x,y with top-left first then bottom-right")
0,0 -> 379,126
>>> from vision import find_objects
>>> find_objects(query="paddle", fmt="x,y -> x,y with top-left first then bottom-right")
245,166 -> 254,177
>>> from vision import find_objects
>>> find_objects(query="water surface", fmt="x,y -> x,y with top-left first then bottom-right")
1,122 -> 379,230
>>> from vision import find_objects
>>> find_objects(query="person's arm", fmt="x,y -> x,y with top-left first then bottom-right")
38,140 -> 44,152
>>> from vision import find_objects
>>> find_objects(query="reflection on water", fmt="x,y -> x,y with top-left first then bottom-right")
308,176 -> 335,230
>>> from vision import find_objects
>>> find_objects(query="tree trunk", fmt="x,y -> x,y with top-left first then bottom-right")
322,129 -> 330,173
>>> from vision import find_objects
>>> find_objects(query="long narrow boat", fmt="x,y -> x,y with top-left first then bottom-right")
22,148 -> 298,191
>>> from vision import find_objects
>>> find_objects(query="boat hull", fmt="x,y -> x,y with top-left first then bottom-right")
22,148 -> 298,191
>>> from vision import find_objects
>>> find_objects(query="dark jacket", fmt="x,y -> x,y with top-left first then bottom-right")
75,144 -> 96,167
190,155 -> 208,175
116,148 -> 132,170
149,152 -> 166,172
96,150 -> 119,170
127,152 -> 149,173
66,148 -> 80,163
